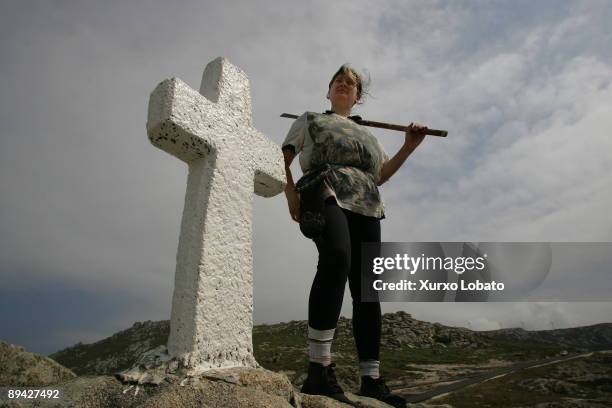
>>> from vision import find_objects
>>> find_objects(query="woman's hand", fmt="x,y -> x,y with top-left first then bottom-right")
404,122 -> 428,149
286,189 -> 301,223
378,122 -> 429,185
282,148 -> 300,223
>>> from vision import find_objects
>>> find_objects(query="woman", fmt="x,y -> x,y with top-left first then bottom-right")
281,65 -> 427,408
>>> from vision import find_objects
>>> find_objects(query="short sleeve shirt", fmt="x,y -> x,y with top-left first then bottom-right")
282,111 -> 390,219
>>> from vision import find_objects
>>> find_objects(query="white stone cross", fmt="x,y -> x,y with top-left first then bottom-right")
146,57 -> 286,373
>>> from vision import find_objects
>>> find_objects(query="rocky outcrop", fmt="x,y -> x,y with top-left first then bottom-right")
2,342 -> 451,407
50,312 -> 493,380
0,343 -> 436,408
271,312 -> 485,351
49,320 -> 169,376
0,341 -> 76,387
0,371 -> 450,408
5,314 -> 612,407
0,371 -> 297,408
46,311 -> 612,406
0,371 -> 455,408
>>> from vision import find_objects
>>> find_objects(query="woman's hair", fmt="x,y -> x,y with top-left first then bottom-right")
328,64 -> 371,105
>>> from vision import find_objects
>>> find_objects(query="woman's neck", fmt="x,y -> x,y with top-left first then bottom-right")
330,104 -> 352,117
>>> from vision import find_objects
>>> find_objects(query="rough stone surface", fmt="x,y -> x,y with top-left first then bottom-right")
0,374 -> 294,408
10,331 -> 612,407
146,56 -> 285,373
0,368 -> 414,408
0,341 -> 76,387
0,342 -> 449,407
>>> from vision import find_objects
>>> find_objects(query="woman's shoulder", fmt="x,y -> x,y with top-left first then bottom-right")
293,111 -> 319,123
287,112 -> 312,130
303,111 -> 322,119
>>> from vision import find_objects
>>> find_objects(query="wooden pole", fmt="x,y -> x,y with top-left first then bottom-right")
280,113 -> 448,137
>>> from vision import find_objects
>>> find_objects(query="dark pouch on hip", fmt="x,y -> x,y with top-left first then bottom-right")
295,166 -> 332,239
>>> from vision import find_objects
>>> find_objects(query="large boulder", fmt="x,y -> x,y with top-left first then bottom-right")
0,368 -> 405,408
1,343 -> 414,408
0,341 -> 76,387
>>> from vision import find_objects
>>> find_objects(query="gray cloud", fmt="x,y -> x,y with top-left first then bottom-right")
1,0 -> 611,354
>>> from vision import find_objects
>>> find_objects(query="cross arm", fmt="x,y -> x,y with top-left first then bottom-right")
147,77 -> 218,163
245,129 -> 286,197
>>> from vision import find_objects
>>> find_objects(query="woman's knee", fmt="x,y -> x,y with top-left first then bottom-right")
318,245 -> 351,274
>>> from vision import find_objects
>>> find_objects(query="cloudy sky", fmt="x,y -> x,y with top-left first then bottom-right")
1,0 -> 611,356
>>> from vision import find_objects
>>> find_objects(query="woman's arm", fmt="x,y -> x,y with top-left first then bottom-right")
377,123 -> 427,186
283,148 -> 301,222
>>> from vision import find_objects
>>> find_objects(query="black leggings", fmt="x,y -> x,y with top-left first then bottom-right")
309,197 -> 382,361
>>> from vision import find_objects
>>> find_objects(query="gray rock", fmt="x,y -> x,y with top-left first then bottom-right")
1,369 -> 443,408
0,341 -> 76,387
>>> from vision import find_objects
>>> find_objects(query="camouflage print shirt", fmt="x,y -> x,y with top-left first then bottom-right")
282,111 -> 390,219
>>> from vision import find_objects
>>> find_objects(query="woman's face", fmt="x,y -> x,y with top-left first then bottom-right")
328,73 -> 360,107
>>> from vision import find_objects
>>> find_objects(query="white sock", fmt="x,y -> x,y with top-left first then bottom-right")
359,359 -> 380,378
308,326 -> 334,366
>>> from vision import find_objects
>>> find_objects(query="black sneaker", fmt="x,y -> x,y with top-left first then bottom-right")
301,362 -> 354,406
359,376 -> 406,408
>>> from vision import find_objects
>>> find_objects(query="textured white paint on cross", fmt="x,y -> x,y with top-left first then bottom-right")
146,57 -> 286,373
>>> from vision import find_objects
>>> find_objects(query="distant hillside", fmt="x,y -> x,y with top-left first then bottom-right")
49,320 -> 170,376
49,311 -> 612,383
480,323 -> 612,349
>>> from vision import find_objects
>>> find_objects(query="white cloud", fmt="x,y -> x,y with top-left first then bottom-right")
1,1 -> 611,352
383,14 -> 612,242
